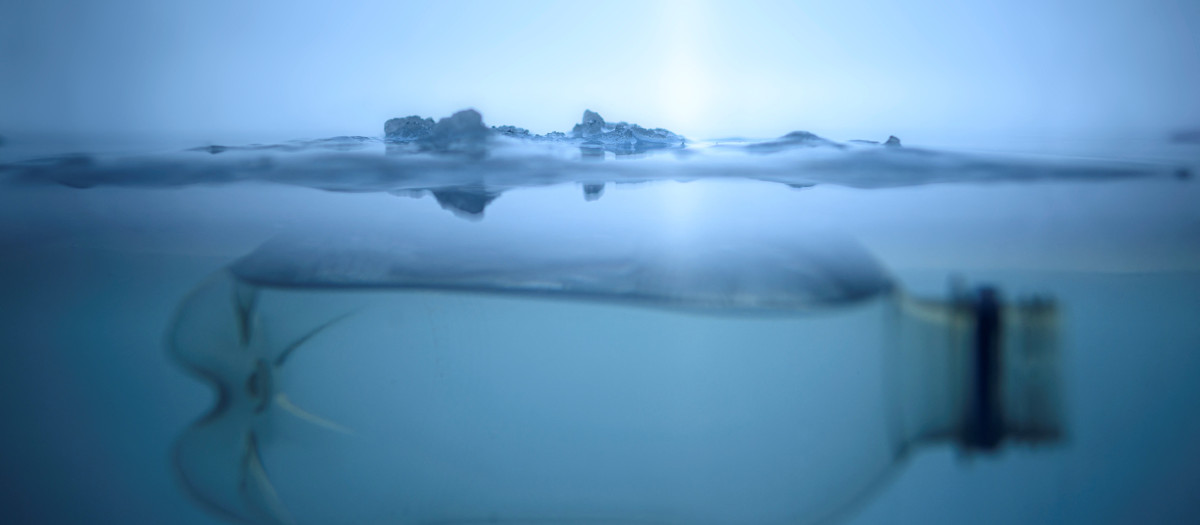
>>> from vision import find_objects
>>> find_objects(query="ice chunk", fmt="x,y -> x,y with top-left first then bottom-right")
378,109 -> 685,155
415,109 -> 493,156
585,127 -> 638,151
748,131 -> 845,153
848,136 -> 903,148
582,183 -> 605,201
430,186 -> 502,219
383,115 -> 435,142
492,125 -> 532,138
429,109 -> 488,139
189,136 -> 378,155
390,185 -> 504,218
630,124 -> 685,146
567,110 -> 685,153
571,109 -> 608,139
778,131 -> 840,147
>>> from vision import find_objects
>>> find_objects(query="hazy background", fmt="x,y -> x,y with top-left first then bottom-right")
3,0 -> 1199,148
1,2 -> 1199,525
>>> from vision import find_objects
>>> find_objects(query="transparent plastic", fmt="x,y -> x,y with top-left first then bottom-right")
168,229 -> 1060,525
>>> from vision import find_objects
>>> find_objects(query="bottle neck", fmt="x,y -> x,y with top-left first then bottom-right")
886,286 -> 1061,455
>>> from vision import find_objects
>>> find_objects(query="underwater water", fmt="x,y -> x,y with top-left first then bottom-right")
1,131 -> 1199,524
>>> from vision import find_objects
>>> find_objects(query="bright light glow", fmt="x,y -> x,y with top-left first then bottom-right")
656,0 -> 712,134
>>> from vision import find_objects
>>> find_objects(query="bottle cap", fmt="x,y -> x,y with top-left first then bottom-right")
1000,295 -> 1063,445
959,288 -> 1062,451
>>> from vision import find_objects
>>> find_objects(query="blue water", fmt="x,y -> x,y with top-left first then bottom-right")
1,136 -> 1198,523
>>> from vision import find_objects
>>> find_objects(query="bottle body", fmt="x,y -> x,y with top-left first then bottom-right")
173,272 -> 917,525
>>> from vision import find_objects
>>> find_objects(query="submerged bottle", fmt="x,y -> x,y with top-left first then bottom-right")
168,225 -> 1060,525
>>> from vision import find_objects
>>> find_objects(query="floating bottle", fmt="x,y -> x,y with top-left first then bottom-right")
168,224 -> 1061,525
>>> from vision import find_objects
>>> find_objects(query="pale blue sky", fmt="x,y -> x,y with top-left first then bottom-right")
2,0 -> 1198,145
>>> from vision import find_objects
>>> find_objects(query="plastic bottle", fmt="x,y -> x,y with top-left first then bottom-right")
168,226 -> 1060,525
